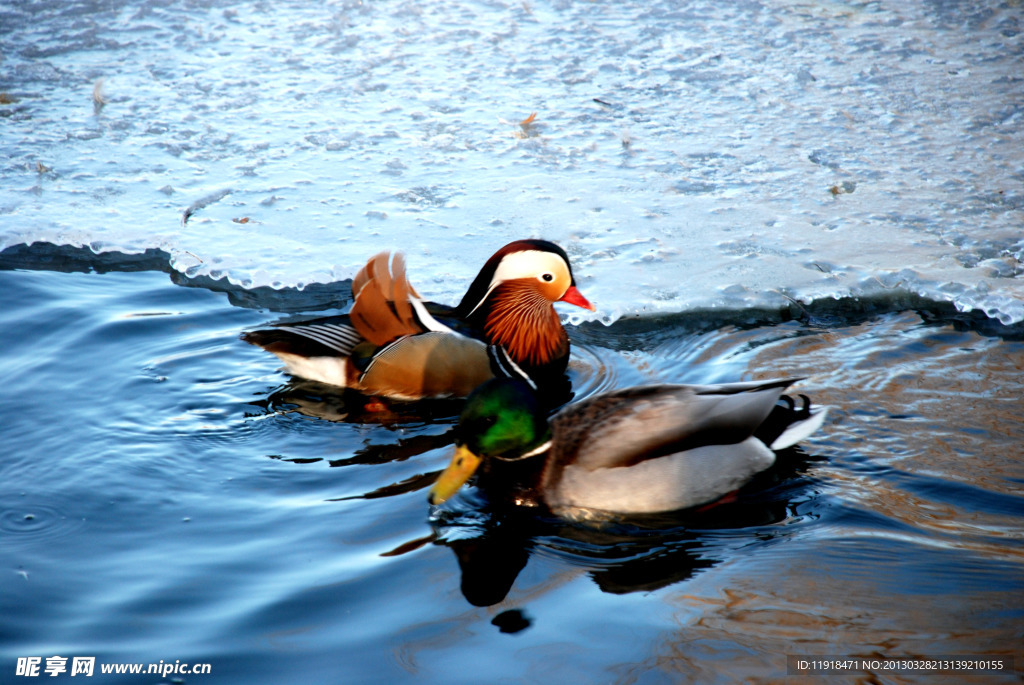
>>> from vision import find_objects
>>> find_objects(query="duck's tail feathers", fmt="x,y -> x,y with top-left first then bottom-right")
350,252 -> 417,346
762,395 -> 829,451
350,252 -> 453,346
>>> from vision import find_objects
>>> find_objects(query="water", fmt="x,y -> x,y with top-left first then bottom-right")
2,247 -> 1022,683
2,0 -> 1024,682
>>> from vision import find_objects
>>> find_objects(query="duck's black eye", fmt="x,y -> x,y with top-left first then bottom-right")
541,273 -> 554,282
464,416 -> 496,436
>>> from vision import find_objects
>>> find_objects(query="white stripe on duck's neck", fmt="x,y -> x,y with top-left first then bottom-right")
492,438 -> 553,462
487,345 -> 537,388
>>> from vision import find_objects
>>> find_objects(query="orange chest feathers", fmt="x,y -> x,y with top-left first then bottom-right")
482,281 -> 569,367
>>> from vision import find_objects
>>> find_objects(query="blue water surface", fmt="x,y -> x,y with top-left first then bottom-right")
1,247 -> 1022,684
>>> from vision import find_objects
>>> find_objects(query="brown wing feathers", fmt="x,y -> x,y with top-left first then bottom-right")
349,252 -> 425,347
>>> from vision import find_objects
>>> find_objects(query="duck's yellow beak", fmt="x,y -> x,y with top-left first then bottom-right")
428,444 -> 482,505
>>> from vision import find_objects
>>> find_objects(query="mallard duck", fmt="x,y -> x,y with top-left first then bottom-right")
242,240 -> 594,400
429,377 -> 828,517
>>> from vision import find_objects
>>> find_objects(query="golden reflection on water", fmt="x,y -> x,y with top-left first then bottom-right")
653,538 -> 1022,684
745,311 -> 1024,512
632,311 -> 1024,683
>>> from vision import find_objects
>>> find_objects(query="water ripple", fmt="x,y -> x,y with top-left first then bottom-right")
0,503 -> 86,547
565,340 -> 630,401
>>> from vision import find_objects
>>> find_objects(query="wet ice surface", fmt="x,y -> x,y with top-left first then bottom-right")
2,0 -> 1022,323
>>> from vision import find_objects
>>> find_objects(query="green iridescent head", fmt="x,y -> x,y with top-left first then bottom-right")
458,378 -> 551,459
428,379 -> 551,505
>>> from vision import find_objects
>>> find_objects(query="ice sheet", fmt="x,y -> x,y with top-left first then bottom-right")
1,0 -> 1021,323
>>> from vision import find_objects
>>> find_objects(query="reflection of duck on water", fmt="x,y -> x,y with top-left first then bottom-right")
255,378 -> 465,425
436,514 -> 721,608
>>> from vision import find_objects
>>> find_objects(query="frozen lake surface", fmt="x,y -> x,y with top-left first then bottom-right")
2,0 -> 1022,323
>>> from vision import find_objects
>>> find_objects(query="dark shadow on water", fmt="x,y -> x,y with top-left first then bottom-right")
253,378 -> 465,426
0,241 -> 176,274
0,241 -> 352,313
574,293 -> 1024,343
256,380 -> 462,496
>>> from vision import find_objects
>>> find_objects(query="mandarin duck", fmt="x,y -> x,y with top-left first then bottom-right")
242,240 -> 594,400
429,377 -> 828,518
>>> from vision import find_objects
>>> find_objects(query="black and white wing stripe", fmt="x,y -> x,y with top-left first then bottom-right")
275,322 -> 363,356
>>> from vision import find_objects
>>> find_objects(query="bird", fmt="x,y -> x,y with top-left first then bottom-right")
428,377 -> 828,518
242,240 -> 594,401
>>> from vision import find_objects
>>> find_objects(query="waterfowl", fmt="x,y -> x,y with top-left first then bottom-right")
242,240 -> 594,400
429,377 -> 828,517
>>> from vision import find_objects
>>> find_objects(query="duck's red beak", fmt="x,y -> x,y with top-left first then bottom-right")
559,285 -> 595,311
